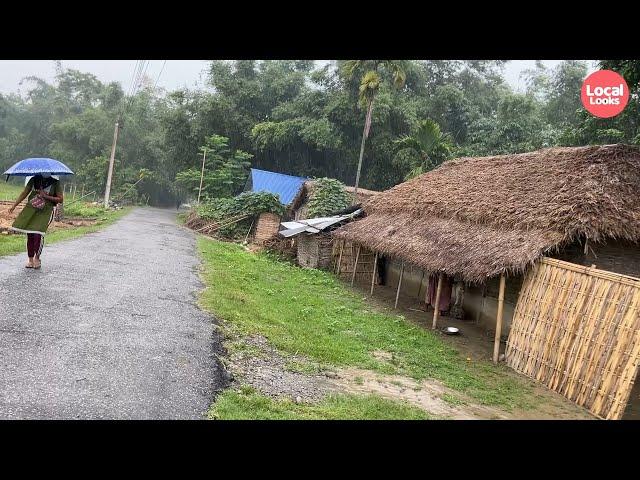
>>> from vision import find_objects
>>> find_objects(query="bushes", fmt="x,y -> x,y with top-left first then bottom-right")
307,178 -> 351,217
63,201 -> 108,219
193,191 -> 285,239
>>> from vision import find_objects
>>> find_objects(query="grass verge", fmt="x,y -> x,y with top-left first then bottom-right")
209,387 -> 430,420
0,182 -> 24,200
198,239 -> 539,415
0,206 -> 132,257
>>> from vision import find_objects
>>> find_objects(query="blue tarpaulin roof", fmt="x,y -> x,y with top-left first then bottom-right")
247,168 -> 307,206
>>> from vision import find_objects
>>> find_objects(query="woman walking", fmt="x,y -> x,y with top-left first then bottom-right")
8,173 -> 63,269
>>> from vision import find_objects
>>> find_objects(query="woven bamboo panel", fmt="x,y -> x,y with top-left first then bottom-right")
333,240 -> 376,283
506,257 -> 640,419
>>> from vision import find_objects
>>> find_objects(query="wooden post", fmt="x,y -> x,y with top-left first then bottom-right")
424,273 -> 430,305
197,147 -> 207,205
351,245 -> 361,286
476,285 -> 485,324
80,184 -> 85,198
336,240 -> 345,275
395,262 -> 405,309
417,270 -> 425,300
493,273 -> 506,363
104,121 -> 119,208
370,252 -> 378,295
432,272 -> 444,329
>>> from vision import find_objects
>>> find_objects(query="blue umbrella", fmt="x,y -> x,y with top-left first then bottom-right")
4,157 -> 74,181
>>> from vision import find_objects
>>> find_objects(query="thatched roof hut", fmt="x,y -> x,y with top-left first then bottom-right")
333,144 -> 640,283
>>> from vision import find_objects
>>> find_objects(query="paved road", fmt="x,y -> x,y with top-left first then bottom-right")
0,208 -> 227,419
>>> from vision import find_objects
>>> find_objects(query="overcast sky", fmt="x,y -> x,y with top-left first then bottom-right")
0,60 -> 598,96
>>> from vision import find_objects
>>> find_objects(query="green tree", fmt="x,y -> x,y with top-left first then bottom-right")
393,119 -> 453,179
340,60 -> 408,199
175,134 -> 252,201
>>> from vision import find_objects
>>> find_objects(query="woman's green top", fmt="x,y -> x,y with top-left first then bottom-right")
11,178 -> 60,235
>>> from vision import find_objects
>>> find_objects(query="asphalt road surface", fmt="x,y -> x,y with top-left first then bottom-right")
0,208 -> 227,419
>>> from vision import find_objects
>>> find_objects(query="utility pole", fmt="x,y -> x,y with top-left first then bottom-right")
104,121 -> 120,208
197,147 -> 207,204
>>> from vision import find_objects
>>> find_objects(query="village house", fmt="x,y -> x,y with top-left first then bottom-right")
333,144 -> 640,333
287,180 -> 378,269
331,144 -> 640,419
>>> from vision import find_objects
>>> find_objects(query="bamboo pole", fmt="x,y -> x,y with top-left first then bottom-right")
244,218 -> 255,244
370,253 -> 378,295
493,273 -> 506,363
395,262 -> 405,309
424,273 -> 430,305
417,270 -> 425,300
351,245 -> 361,286
432,272 -> 444,330
336,240 -> 344,275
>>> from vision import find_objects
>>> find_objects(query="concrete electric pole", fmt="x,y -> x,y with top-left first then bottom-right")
197,147 -> 207,204
104,121 -> 120,208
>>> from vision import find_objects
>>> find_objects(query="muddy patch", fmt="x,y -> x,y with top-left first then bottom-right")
223,334 -> 595,419
330,367 -> 508,419
225,335 -> 339,403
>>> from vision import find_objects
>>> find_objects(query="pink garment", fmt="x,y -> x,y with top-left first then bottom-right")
427,273 -> 452,312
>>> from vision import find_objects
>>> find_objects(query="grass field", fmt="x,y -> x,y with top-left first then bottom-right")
198,239 -> 542,419
0,181 -> 24,200
210,386 -> 430,420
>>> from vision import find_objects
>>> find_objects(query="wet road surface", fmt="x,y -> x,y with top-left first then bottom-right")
0,208 -> 227,419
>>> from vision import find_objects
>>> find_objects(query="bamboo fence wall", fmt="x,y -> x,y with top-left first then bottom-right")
332,240 -> 376,283
506,257 -> 640,420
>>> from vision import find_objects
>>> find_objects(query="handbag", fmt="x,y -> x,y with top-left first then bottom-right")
30,195 -> 46,210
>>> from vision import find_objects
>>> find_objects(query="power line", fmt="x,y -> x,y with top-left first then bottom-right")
120,60 -> 149,122
122,60 -> 145,119
154,60 -> 167,91
117,60 -> 141,122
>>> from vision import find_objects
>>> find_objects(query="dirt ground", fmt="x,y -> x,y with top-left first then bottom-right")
225,331 -> 593,419
0,202 -> 96,233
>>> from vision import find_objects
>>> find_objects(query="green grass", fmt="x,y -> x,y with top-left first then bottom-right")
441,393 -> 468,407
63,201 -> 109,218
0,207 -> 131,257
0,181 -> 24,200
209,387 -> 430,420
198,239 -> 537,411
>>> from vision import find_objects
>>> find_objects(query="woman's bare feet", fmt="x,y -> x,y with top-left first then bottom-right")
25,258 -> 34,268
33,258 -> 41,269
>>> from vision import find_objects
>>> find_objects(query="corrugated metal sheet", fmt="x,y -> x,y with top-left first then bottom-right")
279,209 -> 363,238
248,168 -> 307,206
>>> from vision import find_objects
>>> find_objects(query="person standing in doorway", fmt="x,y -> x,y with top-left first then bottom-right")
8,173 -> 63,269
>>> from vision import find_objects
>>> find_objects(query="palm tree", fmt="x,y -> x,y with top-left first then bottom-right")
394,119 -> 452,180
341,60 -> 408,202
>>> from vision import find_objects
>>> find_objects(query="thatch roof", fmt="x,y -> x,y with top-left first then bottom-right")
333,144 -> 640,282
343,185 -> 379,202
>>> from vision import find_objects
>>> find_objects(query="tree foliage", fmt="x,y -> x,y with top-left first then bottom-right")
0,59 -> 637,207
175,134 -> 252,201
